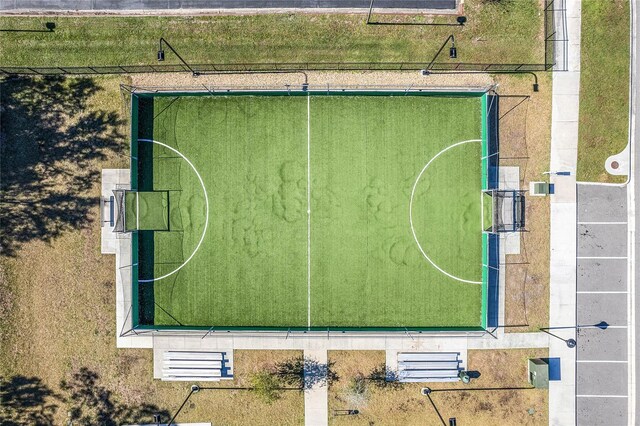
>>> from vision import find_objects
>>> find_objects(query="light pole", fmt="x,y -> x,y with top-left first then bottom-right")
167,384 -> 200,426
421,387 -> 447,426
157,37 -> 200,77
540,321 -> 609,348
424,35 -> 458,71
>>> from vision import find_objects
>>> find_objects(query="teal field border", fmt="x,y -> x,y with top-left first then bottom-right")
128,89 -> 495,333
480,92 -> 489,330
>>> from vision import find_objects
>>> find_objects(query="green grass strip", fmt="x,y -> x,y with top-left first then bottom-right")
0,2 -> 543,67
578,0 -> 630,183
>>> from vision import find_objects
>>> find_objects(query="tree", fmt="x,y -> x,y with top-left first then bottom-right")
368,363 -> 404,390
250,372 -> 283,404
273,355 -> 339,390
343,374 -> 370,408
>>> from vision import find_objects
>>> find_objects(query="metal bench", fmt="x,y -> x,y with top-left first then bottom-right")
397,352 -> 462,383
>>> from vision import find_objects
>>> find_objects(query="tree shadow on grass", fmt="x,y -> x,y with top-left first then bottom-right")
60,367 -> 170,426
0,375 -> 58,425
0,76 -> 125,257
273,356 -> 339,391
368,363 -> 405,390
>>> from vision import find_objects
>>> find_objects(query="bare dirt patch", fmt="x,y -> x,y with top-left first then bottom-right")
495,73 -> 551,332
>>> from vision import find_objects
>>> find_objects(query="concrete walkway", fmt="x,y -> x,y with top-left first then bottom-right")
548,0 -> 581,425
304,349 -> 328,426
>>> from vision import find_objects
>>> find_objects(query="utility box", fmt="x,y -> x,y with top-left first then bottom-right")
529,181 -> 554,196
528,358 -> 549,389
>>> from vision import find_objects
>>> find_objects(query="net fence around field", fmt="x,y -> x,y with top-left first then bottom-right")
123,191 -> 170,231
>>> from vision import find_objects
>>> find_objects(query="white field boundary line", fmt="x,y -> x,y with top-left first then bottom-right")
409,139 -> 483,285
137,139 -> 209,283
307,94 -> 311,329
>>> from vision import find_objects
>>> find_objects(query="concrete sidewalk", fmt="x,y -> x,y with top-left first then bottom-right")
548,0 -> 581,425
304,349 -> 328,426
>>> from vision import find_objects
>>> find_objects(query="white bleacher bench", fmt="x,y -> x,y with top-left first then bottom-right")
396,352 -> 462,383
397,352 -> 459,362
163,351 -> 224,361
162,369 -> 223,377
399,370 -> 459,378
397,361 -> 461,370
162,360 -> 223,369
161,351 -> 229,382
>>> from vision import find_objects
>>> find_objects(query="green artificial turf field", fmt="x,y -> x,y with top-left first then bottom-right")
133,93 -> 486,329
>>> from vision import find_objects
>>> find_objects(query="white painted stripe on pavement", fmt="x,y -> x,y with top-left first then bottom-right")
577,291 -> 628,294
577,395 -> 628,398
577,360 -> 628,363
577,256 -> 628,260
578,221 -> 627,225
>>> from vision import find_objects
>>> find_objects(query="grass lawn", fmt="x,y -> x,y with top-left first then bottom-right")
141,93 -> 485,329
578,0 -> 630,183
0,0 -> 544,68
328,349 -> 548,425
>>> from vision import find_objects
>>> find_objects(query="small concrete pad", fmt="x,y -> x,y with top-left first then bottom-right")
577,258 -> 627,292
577,186 -> 627,223
577,224 -> 627,258
577,293 -> 627,327
577,396 -> 627,426
577,328 -> 627,362
499,166 -> 520,190
577,362 -> 627,396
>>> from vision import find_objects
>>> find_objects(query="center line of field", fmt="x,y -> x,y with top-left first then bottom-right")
307,94 -> 311,329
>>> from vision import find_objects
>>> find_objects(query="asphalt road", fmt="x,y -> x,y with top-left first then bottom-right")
0,0 -> 457,10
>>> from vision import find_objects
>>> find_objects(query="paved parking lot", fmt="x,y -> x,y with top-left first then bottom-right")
576,184 -> 628,426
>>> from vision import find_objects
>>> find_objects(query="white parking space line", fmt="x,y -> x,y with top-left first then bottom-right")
577,395 -> 628,398
577,291 -> 628,294
578,221 -> 628,225
577,360 -> 628,363
577,256 -> 628,260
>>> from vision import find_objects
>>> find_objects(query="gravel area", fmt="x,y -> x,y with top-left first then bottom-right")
128,70 -> 494,91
